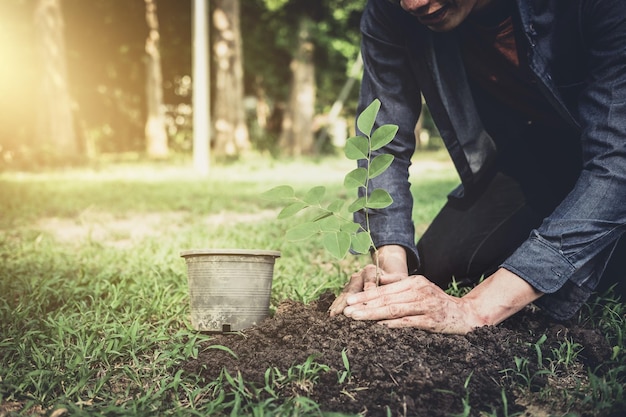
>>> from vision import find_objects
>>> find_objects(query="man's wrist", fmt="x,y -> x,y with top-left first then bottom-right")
462,268 -> 543,328
373,245 -> 408,274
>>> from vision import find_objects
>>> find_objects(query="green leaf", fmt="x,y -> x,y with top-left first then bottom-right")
207,344 -> 238,359
277,202 -> 308,219
326,199 -> 344,213
357,99 -> 381,137
303,186 -> 325,205
371,124 -> 398,151
261,185 -> 294,200
344,136 -> 369,160
369,154 -> 394,179
366,189 -> 393,209
351,232 -> 373,254
285,222 -> 319,241
340,222 -> 361,233
317,215 -> 343,232
312,211 -> 333,222
343,168 -> 367,189
347,196 -> 366,213
323,231 -> 351,259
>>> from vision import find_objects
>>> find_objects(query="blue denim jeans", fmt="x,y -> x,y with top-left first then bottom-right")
416,171 -> 626,318
416,172 -> 542,287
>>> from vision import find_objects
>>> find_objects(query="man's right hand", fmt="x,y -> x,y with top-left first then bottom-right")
328,245 -> 409,316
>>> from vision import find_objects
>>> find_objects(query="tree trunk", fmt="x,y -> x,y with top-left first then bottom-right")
34,0 -> 77,158
279,16 -> 316,156
144,0 -> 168,158
192,0 -> 211,174
212,0 -> 250,157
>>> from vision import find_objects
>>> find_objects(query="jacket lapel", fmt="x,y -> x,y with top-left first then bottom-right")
409,28 -> 497,192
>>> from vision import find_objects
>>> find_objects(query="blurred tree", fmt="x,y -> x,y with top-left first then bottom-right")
192,0 -> 210,174
0,0 -> 38,166
63,0 -> 193,156
144,0 -> 169,158
278,13 -> 316,156
34,0 -> 78,158
245,0 -> 365,155
212,0 -> 250,157
63,0 -> 146,154
0,0 -> 367,162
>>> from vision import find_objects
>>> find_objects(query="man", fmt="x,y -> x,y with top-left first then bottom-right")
328,0 -> 626,334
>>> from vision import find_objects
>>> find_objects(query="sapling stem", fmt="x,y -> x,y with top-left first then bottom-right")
371,242 -> 381,286
363,130 -> 381,286
363,201 -> 381,286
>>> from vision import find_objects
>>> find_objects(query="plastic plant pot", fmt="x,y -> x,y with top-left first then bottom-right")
180,249 -> 281,332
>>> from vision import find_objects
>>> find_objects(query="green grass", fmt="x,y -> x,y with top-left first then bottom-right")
0,154 -> 623,416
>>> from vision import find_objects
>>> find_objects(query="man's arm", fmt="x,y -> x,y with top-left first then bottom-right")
500,0 -> 626,317
355,0 -> 423,272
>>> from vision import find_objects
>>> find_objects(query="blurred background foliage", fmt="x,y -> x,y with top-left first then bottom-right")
0,0 -> 441,170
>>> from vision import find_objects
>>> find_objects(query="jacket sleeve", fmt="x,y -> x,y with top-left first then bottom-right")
355,0 -> 423,272
502,0 -> 626,318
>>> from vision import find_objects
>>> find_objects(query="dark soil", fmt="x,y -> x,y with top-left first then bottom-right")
182,292 -> 619,417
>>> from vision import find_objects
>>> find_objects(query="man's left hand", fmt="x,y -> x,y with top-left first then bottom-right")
342,275 -> 482,334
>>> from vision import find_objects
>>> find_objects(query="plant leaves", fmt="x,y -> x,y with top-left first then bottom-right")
371,124 -> 398,151
347,196 -> 366,213
312,211 -> 333,222
261,185 -> 294,200
344,136 -> 369,160
366,189 -> 393,209
207,344 -> 238,359
343,168 -> 367,189
340,222 -> 361,233
303,186 -> 325,205
317,215 -> 343,232
351,231 -> 373,254
277,202 -> 308,219
357,99 -> 381,137
323,231 -> 351,259
285,222 -> 319,241
368,154 -> 394,179
326,199 -> 344,213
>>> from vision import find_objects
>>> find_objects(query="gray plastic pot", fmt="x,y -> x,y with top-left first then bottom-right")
180,249 -> 281,332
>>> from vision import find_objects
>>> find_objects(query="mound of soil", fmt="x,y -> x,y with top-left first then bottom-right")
182,292 -> 615,416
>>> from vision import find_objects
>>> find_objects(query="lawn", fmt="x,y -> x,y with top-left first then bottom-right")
0,154 -> 624,416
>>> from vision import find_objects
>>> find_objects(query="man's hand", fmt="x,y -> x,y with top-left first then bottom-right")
337,268 -> 544,335
328,245 -> 408,317
342,275 -> 481,334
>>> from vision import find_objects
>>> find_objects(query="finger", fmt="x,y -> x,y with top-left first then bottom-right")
328,271 -> 365,317
378,271 -> 410,285
346,275 -> 430,305
378,316 -> 440,332
345,303 -> 463,334
344,285 -> 426,311
361,264 -> 379,291
343,271 -> 366,294
328,294 -> 349,317
344,302 -> 424,321
378,316 -> 467,334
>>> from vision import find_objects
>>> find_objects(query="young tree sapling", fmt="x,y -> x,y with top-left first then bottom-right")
263,99 -> 398,284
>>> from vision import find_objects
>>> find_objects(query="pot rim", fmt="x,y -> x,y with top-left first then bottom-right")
180,248 -> 281,258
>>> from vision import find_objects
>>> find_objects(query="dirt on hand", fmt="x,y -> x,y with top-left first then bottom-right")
182,292 -> 616,417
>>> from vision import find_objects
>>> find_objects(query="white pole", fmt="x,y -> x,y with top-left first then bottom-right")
192,0 -> 210,175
